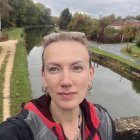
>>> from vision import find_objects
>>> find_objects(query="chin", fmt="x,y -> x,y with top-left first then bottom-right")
59,101 -> 80,110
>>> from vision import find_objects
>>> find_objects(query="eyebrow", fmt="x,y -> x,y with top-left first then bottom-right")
45,60 -> 85,67
71,60 -> 85,65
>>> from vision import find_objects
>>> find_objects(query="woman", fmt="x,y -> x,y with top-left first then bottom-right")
0,32 -> 115,140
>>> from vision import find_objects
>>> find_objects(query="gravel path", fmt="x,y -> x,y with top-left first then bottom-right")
0,40 -> 18,121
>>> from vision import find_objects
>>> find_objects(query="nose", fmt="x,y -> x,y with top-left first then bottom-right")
60,70 -> 72,88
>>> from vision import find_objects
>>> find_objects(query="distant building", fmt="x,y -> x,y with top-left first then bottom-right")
107,19 -> 140,30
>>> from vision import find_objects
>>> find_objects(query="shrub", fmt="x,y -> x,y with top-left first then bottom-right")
136,37 -> 140,47
126,46 -> 132,54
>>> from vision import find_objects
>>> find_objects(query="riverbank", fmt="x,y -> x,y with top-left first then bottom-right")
90,46 -> 140,81
121,45 -> 140,61
0,28 -> 32,121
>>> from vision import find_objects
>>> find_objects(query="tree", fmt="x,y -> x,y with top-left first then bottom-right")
35,3 -> 51,25
59,8 -> 72,30
121,26 -> 137,42
136,37 -> 140,47
7,0 -> 51,27
67,12 -> 99,40
100,14 -> 115,27
0,0 -> 12,32
51,16 -> 59,26
8,0 -> 28,26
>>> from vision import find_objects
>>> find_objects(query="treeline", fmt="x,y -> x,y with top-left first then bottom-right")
58,8 -> 140,45
0,0 -> 140,45
0,0 -> 53,28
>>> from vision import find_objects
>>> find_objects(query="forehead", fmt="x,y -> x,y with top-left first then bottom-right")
43,40 -> 89,61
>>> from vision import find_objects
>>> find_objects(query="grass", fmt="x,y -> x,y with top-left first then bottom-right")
0,52 -> 10,122
10,41 -> 32,115
89,45 -> 140,70
121,45 -> 140,61
3,27 -> 24,40
2,28 -> 32,116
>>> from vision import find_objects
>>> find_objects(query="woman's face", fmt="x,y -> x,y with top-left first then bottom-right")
42,40 -> 94,110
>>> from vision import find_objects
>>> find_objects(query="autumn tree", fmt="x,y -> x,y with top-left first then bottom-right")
121,26 -> 137,42
59,8 -> 72,30
67,12 -> 99,39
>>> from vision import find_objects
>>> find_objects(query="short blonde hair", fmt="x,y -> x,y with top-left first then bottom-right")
44,31 -> 88,47
42,31 -> 91,69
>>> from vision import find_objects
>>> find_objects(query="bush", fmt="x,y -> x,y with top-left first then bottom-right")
126,46 -> 132,54
136,37 -> 140,47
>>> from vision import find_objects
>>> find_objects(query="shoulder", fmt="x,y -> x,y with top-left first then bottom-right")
0,117 -> 33,140
93,104 -> 116,140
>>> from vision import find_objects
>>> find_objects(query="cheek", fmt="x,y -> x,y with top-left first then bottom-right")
44,75 -> 59,91
77,74 -> 90,89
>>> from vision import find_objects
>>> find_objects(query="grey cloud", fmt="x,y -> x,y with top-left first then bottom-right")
33,0 -> 140,18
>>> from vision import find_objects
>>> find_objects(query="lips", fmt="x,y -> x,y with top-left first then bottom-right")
58,92 -> 76,99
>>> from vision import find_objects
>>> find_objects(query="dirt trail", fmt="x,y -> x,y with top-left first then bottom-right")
0,40 -> 18,121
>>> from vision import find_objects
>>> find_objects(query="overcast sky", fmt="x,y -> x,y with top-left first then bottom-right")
33,0 -> 140,19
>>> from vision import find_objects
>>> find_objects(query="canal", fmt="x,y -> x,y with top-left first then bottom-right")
25,27 -> 140,118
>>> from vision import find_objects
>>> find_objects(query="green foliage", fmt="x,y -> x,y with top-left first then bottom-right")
121,45 -> 140,61
34,3 -> 51,25
2,0 -> 52,28
126,46 -> 132,53
51,16 -> 59,26
100,14 -> 115,27
59,8 -> 72,30
10,41 -> 32,115
104,27 -> 117,37
136,37 -> 140,47
67,12 -> 99,40
3,27 -> 23,40
0,0 -> 12,17
121,26 -> 137,42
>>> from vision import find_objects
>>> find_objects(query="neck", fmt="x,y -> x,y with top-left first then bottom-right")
50,102 -> 81,124
50,101 -> 82,140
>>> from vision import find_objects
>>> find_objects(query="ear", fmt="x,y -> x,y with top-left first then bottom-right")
89,66 -> 94,81
41,68 -> 44,76
41,69 -> 47,85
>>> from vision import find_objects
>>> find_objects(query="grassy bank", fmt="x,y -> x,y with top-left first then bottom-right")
4,28 -> 24,40
10,41 -> 32,115
3,28 -> 32,116
90,45 -> 140,70
121,45 -> 140,61
89,45 -> 140,81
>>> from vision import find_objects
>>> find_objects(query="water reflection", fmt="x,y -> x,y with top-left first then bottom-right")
24,27 -> 54,53
132,81 -> 140,94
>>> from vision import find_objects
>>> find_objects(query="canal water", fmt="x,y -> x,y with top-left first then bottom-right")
25,27 -> 140,118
